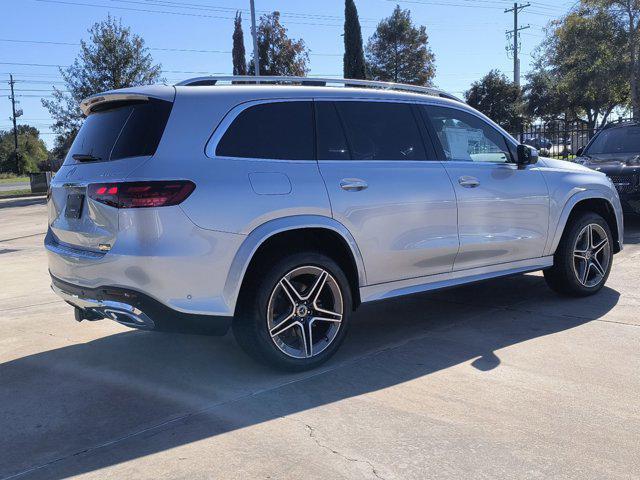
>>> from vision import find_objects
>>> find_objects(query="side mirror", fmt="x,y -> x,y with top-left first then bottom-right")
516,144 -> 539,169
576,147 -> 584,157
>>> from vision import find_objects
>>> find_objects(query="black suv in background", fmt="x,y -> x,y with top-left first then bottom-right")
576,121 -> 640,215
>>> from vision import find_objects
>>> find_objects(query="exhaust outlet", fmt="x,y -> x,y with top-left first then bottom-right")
101,308 -> 155,330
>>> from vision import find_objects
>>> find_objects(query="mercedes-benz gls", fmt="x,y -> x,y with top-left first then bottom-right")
46,77 -> 624,370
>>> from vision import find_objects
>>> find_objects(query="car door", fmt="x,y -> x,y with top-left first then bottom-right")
420,104 -> 549,271
315,99 -> 459,285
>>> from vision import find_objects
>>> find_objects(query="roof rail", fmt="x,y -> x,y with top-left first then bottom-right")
175,76 -> 463,103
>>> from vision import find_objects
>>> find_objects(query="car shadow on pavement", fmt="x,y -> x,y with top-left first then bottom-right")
0,274 -> 621,479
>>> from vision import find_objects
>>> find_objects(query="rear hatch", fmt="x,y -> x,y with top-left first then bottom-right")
48,89 -> 174,252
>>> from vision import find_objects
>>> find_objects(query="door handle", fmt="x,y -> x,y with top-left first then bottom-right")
458,176 -> 480,188
340,178 -> 368,191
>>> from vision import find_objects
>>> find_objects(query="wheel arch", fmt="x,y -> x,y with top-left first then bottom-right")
223,216 -> 366,315
547,192 -> 622,256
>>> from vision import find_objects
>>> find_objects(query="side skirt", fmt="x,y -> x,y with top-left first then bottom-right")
360,256 -> 554,303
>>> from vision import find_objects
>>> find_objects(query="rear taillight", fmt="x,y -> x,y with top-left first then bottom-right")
87,181 -> 195,208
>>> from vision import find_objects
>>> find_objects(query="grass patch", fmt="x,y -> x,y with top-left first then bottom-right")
0,176 -> 29,184
0,189 -> 33,197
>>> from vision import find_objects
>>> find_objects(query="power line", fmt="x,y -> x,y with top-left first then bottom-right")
0,38 -> 342,57
33,0 -> 360,28
118,0 -> 380,23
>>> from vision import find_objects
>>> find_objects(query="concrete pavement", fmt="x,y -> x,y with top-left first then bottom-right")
1,198 -> 639,479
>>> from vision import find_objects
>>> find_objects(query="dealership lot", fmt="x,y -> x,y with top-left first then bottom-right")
1,197 -> 639,480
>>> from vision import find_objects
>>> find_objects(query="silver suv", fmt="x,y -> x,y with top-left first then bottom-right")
47,76 -> 624,370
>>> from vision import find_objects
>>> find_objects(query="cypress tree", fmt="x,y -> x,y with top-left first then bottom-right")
232,11 -> 247,76
343,0 -> 366,79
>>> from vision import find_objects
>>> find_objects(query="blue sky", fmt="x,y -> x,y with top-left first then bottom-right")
1,0 -> 576,148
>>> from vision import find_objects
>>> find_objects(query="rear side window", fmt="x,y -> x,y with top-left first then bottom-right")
67,99 -> 172,163
216,101 -> 314,160
333,101 -> 427,160
315,102 -> 350,160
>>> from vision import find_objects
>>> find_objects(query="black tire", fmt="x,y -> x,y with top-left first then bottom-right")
233,251 -> 352,371
544,212 -> 613,297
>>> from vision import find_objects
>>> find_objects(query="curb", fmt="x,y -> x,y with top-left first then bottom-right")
0,193 -> 46,200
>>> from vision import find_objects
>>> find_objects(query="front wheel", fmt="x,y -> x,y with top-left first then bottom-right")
233,252 -> 352,371
544,212 -> 613,296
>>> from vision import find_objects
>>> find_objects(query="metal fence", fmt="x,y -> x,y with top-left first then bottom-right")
511,117 -> 633,159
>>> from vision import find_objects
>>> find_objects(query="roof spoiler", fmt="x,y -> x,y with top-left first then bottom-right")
80,93 -> 152,116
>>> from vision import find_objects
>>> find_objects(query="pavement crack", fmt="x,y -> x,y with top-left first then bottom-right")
0,232 -> 46,243
303,423 -> 387,480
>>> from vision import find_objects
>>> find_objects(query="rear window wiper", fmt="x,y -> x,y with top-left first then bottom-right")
72,153 -> 102,162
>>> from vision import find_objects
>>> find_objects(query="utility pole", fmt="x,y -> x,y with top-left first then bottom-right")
249,0 -> 260,76
505,2 -> 530,87
8,74 -> 22,174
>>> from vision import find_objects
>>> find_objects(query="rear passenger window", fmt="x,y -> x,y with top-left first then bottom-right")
334,101 -> 427,160
315,102 -> 350,160
216,101 -> 314,160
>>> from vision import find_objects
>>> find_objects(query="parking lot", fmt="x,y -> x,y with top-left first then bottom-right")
1,197 -> 639,479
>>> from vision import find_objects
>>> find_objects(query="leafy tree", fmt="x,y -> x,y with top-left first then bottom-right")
0,125 -> 48,174
343,0 -> 366,79
365,5 -> 436,85
528,6 -> 628,131
49,133 -> 75,164
523,69 -> 566,122
247,12 -> 309,76
465,70 -> 524,133
232,11 -> 247,76
42,15 -> 163,159
584,0 -> 640,118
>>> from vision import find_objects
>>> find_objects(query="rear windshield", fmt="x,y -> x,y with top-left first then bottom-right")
586,125 -> 640,155
66,99 -> 172,163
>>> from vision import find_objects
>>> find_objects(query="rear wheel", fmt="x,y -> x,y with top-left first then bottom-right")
233,252 -> 352,371
544,212 -> 613,296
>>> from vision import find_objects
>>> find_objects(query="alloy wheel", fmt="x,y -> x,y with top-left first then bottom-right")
266,266 -> 343,359
572,223 -> 611,288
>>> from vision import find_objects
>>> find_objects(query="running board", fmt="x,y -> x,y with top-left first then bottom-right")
360,256 -> 554,303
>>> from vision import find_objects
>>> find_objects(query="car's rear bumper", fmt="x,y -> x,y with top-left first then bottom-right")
45,205 -> 247,317
51,274 -> 232,335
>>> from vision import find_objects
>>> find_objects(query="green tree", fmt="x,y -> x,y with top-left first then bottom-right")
232,11 -> 247,76
528,6 -> 628,131
247,12 -> 309,76
0,126 -> 48,174
584,0 -> 640,118
343,0 -> 366,79
523,69 -> 566,122
42,15 -> 163,159
365,5 -> 436,85
465,70 -> 524,133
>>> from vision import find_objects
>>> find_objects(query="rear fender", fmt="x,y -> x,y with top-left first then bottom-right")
222,215 -> 366,313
